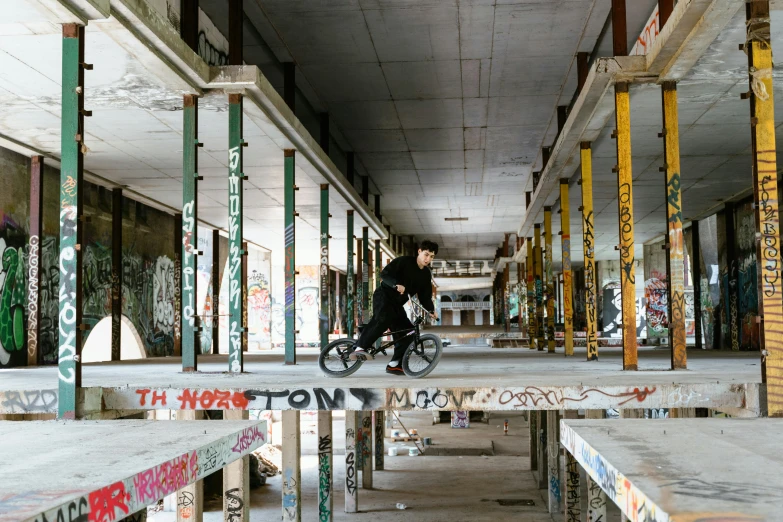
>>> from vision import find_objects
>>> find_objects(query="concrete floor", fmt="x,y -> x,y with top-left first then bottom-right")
0,346 -> 761,392
148,412 -> 608,522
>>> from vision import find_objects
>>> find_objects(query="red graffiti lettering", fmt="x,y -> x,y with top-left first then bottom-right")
133,451 -> 199,504
176,389 -> 249,409
88,481 -> 129,522
151,390 -> 167,406
135,389 -> 150,406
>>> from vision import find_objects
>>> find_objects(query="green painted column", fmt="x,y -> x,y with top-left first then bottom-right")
58,23 -> 85,419
182,93 -> 199,372
362,227 -> 369,323
320,184 -> 330,350
374,239 -> 381,349
285,149 -> 296,364
346,210 -> 355,338
228,93 -> 244,373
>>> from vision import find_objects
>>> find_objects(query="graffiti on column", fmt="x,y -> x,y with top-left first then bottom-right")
58,181 -> 78,386
618,180 -> 637,352
666,171 -> 687,364
320,232 -> 329,346
26,235 -> 39,362
562,235 -> 573,338
583,213 -> 598,359
228,145 -> 242,372
318,432 -> 332,521
182,201 -> 195,330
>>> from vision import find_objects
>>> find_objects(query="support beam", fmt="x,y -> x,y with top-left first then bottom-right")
285,149 -> 296,364
58,23 -> 86,418
747,0 -> 783,416
692,219 -> 703,350
182,93 -> 199,372
228,0 -> 243,65
28,156 -> 44,366
587,475 -> 607,522
242,240 -> 248,354
177,410 -> 204,522
211,229 -> 220,355
283,62 -> 295,112
534,224 -> 544,351
111,187 -> 122,362
361,410 -> 372,490
615,82 -> 638,370
345,411 -> 358,513
580,143 -> 598,361
320,185 -> 330,350
362,227 -> 370,326
228,93 -> 244,373
661,81 -> 687,370
527,238 -> 535,350
282,410 -> 301,521
528,406 -> 538,471
504,233 -> 510,333
546,410 -> 561,514
174,213 -> 182,357
565,452 -> 581,522
374,410 -> 384,471
724,201 -> 739,351
612,0 -> 628,56
374,239 -> 381,349
224,410 -> 250,522
560,180 -> 574,356
357,238 -> 363,327
346,211 -> 355,338
544,208 -> 555,353
318,411 -> 333,522
537,411 -> 548,490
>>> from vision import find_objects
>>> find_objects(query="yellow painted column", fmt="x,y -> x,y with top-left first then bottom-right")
661,81 -> 687,370
534,224 -> 545,350
527,238 -> 536,349
747,1 -> 783,416
560,180 -> 574,356
580,142 -> 599,360
544,207 -> 555,353
615,81 -> 638,370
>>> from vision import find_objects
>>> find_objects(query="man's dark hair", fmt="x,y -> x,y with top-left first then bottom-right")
418,240 -> 439,255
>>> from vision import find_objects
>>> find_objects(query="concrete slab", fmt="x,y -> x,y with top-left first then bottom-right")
0,347 -> 763,415
0,419 -> 267,522
561,418 -> 783,521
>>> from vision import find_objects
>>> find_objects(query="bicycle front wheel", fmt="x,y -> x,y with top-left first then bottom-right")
402,333 -> 442,378
319,338 -> 363,378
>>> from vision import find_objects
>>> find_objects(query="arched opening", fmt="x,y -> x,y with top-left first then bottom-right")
81,315 -> 146,363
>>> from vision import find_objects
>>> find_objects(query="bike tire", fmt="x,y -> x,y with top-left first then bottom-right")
319,338 -> 364,378
402,333 -> 442,379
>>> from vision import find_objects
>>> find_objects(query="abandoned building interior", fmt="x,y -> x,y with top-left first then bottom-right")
1,0 -> 782,521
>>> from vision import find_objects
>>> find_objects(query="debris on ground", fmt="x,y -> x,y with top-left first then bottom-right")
396,503 -> 407,510
253,444 -> 282,476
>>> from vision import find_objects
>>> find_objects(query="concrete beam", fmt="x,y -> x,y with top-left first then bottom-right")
208,66 -> 389,243
9,0 -> 110,24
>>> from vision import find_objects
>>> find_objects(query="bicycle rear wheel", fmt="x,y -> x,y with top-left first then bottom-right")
319,338 -> 363,378
402,333 -> 442,378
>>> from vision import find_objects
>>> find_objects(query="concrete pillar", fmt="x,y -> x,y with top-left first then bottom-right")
58,23 -> 86,418
565,452 -> 581,522
346,211 -> 355,338
361,410 -> 372,489
109,187 -> 122,362
560,180 -> 574,356
27,155 -> 44,366
586,409 -> 606,420
320,185 -> 330,350
224,410 -> 250,522
614,81 -> 638,370
317,411 -> 333,522
620,409 -> 643,419
723,201 -> 739,351
211,228 -> 220,354
182,93 -> 199,372
177,410 -> 204,522
747,0 -> 783,416
528,409 -> 538,471
544,208 -> 555,353
345,411 -> 359,513
580,143 -> 599,361
534,224 -> 544,350
285,149 -> 297,364
362,227 -> 370,324
587,475 -> 607,522
282,410 -> 301,521
374,411 -> 385,471
537,411 -> 548,490
692,219 -> 703,350
661,81 -> 687,370
526,238 -> 535,349
228,93 -> 245,373
546,411 -> 561,514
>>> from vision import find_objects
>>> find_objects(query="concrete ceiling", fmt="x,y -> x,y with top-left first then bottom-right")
247,0 -> 660,260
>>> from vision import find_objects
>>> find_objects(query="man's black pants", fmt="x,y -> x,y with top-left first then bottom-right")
356,288 -> 414,362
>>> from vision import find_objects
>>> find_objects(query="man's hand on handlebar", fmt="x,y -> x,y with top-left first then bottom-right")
395,284 -> 406,294
429,312 -> 438,321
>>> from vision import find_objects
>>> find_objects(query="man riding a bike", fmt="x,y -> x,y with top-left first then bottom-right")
350,240 -> 439,375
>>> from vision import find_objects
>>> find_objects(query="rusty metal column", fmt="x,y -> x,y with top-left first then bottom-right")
615,81 -> 638,370
580,143 -> 599,360
527,238 -> 535,349
58,24 -> 87,418
534,224 -> 544,350
661,81 -> 687,369
560,180 -> 574,356
182,93 -> 199,372
228,93 -> 245,373
746,0 -> 783,416
111,188 -> 122,361
544,208 -> 555,353
28,156 -> 44,366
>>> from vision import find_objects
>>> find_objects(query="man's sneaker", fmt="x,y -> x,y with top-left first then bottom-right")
386,365 -> 405,375
350,348 -> 370,361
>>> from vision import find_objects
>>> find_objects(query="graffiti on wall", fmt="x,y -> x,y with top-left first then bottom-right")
272,265 -> 320,345
602,283 -> 646,338
735,204 -> 759,351
644,276 -> 668,337
0,236 -> 27,366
